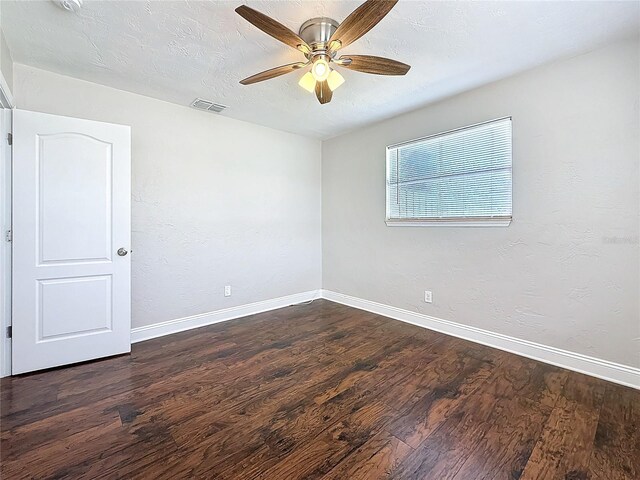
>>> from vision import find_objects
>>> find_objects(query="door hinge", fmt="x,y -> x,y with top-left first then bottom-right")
5,230 -> 11,242
6,133 -> 11,146
6,326 -> 11,338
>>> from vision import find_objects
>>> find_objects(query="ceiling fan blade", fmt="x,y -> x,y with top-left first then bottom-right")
339,55 -> 410,75
329,0 -> 398,51
236,5 -> 311,53
240,62 -> 308,85
315,80 -> 333,104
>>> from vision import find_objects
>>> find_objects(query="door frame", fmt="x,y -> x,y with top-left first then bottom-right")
0,71 -> 13,378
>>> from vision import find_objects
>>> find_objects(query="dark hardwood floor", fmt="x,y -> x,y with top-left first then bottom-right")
1,299 -> 638,479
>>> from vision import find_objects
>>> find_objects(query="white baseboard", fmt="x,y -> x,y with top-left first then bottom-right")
130,290 -> 321,344
129,287 -> 639,390
321,289 -> 640,390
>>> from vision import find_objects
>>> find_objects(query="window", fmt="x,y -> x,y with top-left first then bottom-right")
386,117 -> 512,226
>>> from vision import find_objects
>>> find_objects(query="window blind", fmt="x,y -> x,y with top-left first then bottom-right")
386,117 -> 512,226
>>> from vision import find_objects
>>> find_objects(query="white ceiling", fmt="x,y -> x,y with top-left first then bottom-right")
2,1 -> 639,138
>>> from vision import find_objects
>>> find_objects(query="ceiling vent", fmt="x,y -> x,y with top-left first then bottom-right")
190,98 -> 228,114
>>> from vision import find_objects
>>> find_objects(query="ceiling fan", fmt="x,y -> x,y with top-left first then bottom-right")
235,0 -> 411,104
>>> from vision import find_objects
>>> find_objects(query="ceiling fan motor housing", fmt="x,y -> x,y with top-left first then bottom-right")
299,17 -> 339,51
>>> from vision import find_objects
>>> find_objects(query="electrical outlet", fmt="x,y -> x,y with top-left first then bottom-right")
224,285 -> 232,297
424,290 -> 432,303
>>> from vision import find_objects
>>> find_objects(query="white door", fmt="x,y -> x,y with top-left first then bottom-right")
12,109 -> 131,374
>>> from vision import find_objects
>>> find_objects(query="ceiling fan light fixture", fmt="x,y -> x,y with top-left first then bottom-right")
326,69 -> 345,92
236,1 -> 410,104
298,72 -> 316,93
311,57 -> 330,82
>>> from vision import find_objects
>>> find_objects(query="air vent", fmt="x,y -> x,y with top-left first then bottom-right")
190,98 -> 228,113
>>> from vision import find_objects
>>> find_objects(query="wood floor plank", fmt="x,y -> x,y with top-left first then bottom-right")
252,400 -> 398,480
321,430 -> 414,480
1,299 -> 637,480
385,350 -> 497,448
388,391 -> 504,479
588,384 -> 640,480
451,396 -> 552,480
519,373 -> 606,480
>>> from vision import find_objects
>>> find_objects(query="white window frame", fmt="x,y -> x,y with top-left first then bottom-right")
385,117 -> 512,227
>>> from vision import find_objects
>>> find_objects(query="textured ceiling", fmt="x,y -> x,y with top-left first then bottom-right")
2,1 -> 639,138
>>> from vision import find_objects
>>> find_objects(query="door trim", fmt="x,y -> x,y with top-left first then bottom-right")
0,75 -> 13,377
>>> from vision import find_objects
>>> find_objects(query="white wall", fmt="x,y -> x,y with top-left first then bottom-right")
14,64 -> 322,329
0,0 -> 13,95
0,30 -> 12,94
322,38 -> 640,368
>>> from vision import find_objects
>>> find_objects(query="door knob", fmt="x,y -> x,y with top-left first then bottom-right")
117,248 -> 128,256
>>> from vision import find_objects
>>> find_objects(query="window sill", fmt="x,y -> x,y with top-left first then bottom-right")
385,217 -> 512,227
